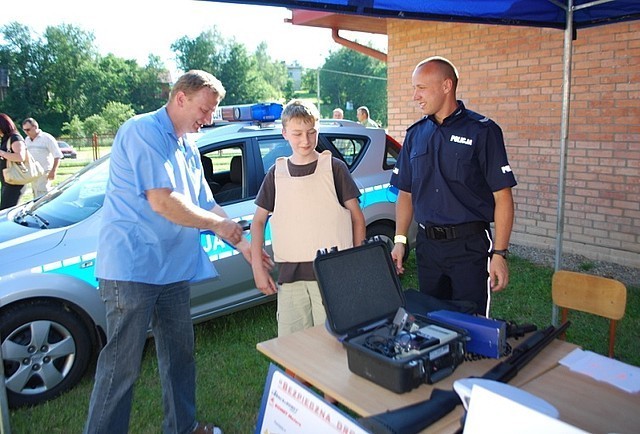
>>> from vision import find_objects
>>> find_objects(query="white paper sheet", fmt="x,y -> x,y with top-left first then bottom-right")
559,348 -> 640,393
463,385 -> 588,434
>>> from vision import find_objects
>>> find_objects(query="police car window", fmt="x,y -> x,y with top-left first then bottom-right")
202,146 -> 245,203
259,138 -> 291,174
384,136 -> 400,170
325,136 -> 366,167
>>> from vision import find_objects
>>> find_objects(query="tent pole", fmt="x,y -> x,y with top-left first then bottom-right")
552,0 -> 574,326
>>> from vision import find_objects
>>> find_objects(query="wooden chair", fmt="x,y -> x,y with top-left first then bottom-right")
552,270 -> 627,358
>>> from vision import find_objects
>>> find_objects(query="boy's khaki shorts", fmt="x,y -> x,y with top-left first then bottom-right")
277,280 -> 326,337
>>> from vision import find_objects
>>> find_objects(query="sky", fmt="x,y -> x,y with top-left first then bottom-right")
2,0 -> 387,77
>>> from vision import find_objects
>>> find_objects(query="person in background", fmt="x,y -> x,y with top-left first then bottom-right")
390,56 -> 516,317
84,70 -> 272,434
22,117 -> 63,198
356,106 -> 379,127
251,99 -> 366,337
0,113 -> 27,210
332,107 -> 344,119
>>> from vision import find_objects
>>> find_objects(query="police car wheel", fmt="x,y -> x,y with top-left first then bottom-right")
1,300 -> 93,408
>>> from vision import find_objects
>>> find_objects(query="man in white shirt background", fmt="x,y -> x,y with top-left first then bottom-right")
356,106 -> 379,128
22,117 -> 63,197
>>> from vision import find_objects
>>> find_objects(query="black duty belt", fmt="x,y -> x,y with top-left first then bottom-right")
419,221 -> 489,240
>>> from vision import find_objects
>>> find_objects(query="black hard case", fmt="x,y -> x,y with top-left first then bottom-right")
313,240 -> 467,394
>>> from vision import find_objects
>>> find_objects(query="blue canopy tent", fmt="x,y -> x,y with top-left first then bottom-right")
205,0 -> 640,29
205,0 -> 639,310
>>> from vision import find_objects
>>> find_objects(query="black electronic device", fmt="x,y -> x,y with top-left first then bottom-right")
313,240 -> 467,393
357,321 -> 572,434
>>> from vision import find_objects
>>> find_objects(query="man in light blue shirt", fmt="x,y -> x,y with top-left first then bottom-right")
85,70 -> 268,434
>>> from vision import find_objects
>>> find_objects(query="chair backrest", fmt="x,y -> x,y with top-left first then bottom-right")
552,270 -> 627,320
552,270 -> 627,358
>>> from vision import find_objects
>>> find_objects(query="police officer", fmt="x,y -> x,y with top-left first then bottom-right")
390,56 -> 516,317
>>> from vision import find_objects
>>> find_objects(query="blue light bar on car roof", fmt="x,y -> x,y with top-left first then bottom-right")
215,102 -> 283,122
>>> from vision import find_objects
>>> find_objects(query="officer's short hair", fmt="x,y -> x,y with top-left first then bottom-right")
415,56 -> 459,89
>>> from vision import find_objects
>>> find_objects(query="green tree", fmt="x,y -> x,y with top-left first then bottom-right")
217,41 -> 255,104
171,28 -> 290,104
83,114 -> 108,136
283,80 -> 295,102
40,24 -> 99,122
250,42 -> 289,102
100,101 -> 135,134
0,22 -> 48,128
132,55 -> 170,113
61,114 -> 85,148
82,54 -> 137,115
301,68 -> 317,95
61,114 -> 84,138
171,29 -> 225,74
1,22 -> 170,135
319,47 -> 387,125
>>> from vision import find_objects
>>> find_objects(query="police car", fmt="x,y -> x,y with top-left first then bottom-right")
0,103 -> 417,407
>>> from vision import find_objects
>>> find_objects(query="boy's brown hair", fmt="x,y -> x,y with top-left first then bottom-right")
281,99 -> 320,128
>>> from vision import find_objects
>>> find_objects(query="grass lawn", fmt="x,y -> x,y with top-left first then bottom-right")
7,149 -> 638,432
7,250 -> 638,433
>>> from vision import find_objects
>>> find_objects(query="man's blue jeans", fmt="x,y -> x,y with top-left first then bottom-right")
84,279 -> 197,434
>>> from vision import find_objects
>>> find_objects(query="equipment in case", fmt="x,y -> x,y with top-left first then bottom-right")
313,240 -> 467,394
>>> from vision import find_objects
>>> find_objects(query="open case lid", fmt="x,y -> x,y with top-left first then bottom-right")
313,240 -> 405,337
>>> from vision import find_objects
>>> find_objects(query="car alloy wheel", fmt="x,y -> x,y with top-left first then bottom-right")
1,300 -> 93,408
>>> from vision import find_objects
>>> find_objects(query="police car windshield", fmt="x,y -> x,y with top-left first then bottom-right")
23,155 -> 110,228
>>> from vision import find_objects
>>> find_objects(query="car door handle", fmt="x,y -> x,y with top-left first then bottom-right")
237,219 -> 251,231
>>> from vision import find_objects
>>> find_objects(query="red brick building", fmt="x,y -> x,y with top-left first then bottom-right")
295,13 -> 639,267
385,19 -> 638,267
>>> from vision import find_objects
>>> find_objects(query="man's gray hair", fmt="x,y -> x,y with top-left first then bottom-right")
22,117 -> 39,128
357,106 -> 370,117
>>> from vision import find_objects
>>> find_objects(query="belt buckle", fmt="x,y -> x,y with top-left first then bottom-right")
431,226 -> 447,240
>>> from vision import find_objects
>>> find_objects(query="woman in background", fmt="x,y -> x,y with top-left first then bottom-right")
0,113 -> 27,210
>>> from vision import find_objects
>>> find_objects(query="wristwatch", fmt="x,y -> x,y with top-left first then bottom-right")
491,249 -> 509,259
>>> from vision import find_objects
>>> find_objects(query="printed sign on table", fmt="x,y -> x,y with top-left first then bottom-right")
255,363 -> 370,434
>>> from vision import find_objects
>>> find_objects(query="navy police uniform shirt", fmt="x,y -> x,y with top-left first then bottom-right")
390,101 -> 517,226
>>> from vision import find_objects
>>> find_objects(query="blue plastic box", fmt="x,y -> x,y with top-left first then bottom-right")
427,310 -> 506,358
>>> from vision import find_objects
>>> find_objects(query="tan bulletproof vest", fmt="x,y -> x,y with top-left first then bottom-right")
270,151 -> 353,262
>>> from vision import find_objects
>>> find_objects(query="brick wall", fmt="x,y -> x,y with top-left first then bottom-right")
387,20 -> 639,267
